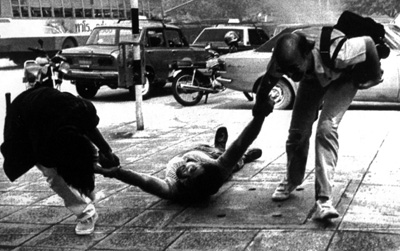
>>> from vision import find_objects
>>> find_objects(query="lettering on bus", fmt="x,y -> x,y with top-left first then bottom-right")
75,20 -> 91,33
74,20 -> 110,33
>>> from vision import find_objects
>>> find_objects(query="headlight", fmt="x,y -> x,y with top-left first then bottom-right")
59,61 -> 71,74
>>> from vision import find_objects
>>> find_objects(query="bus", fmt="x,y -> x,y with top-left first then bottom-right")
0,0 -> 153,64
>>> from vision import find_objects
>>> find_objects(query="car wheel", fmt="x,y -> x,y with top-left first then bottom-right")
76,83 -> 99,99
172,72 -> 203,106
129,76 -> 152,100
270,79 -> 294,110
62,38 -> 77,49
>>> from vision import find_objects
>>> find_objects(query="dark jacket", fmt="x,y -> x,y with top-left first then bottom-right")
1,87 -> 99,181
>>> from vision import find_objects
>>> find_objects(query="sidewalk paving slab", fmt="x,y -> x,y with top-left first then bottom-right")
0,110 -> 400,250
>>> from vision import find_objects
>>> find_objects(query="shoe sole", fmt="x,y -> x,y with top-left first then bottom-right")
214,127 -> 228,149
75,213 -> 98,235
75,228 -> 95,235
271,192 -> 290,201
314,211 -> 339,221
244,149 -> 262,163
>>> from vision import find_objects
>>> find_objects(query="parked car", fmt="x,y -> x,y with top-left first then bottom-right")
217,23 -> 400,109
60,19 -> 210,99
217,24 -> 322,109
191,24 -> 270,55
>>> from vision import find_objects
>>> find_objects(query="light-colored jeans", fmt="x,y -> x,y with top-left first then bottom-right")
37,164 -> 96,221
285,77 -> 357,200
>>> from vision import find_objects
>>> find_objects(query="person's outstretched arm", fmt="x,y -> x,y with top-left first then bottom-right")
86,127 -> 120,168
94,165 -> 172,199
218,81 -> 274,173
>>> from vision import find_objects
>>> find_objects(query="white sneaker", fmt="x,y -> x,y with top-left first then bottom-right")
313,199 -> 339,220
272,180 -> 296,201
75,212 -> 98,235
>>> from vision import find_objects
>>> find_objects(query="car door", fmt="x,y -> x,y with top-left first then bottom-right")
163,28 -> 202,73
354,25 -> 400,103
144,27 -> 170,82
354,50 -> 400,102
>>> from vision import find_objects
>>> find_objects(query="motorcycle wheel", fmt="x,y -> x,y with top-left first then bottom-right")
172,72 -> 203,106
76,82 -> 99,99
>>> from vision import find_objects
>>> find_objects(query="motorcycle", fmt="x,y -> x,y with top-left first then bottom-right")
23,39 -> 70,90
169,45 -> 227,106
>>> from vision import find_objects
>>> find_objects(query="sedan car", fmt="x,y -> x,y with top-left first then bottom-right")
60,19 -> 209,99
191,24 -> 270,55
217,23 -> 400,109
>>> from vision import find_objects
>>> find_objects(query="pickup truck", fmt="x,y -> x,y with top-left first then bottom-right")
60,20 -> 210,99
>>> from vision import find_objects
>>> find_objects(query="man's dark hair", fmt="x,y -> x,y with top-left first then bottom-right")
177,161 -> 224,198
50,126 -> 96,197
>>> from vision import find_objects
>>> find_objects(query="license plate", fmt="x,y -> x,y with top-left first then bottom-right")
78,59 -> 91,66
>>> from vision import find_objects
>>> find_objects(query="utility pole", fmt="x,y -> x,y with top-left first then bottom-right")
130,0 -> 144,130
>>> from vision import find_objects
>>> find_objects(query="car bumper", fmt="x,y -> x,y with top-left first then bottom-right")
64,69 -> 118,81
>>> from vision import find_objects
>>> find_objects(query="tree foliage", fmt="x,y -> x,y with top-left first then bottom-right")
148,0 -> 399,23
343,0 -> 400,17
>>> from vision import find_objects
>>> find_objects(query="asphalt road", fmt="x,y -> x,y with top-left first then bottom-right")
1,58 -> 400,145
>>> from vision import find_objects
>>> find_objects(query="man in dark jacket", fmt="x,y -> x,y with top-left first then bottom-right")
1,87 -> 119,235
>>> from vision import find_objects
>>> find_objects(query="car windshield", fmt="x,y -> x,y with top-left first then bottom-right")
255,25 -> 325,53
86,27 -> 137,45
255,27 -> 298,53
248,29 -> 270,45
193,28 -> 244,44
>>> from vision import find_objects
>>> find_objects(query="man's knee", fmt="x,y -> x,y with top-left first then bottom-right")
316,120 -> 337,141
287,129 -> 312,145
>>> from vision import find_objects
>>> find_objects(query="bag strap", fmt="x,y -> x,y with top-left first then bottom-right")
320,26 -> 347,69
320,26 -> 333,68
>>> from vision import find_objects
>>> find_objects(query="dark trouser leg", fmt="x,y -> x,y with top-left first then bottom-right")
286,78 -> 325,186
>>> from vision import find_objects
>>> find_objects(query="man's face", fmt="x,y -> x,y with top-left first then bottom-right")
176,160 -> 205,189
281,51 -> 309,82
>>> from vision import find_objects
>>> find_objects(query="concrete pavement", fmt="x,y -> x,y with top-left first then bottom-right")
1,106 -> 400,250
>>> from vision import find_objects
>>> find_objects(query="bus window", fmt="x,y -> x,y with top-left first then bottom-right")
53,0 -> 63,17
21,7 -> 30,17
85,9 -> 93,18
31,7 -> 41,17
110,0 -> 118,18
42,8 -> 52,17
118,0 -> 126,18
75,9 -> 84,18
104,10 -> 111,18
41,0 -> 52,17
11,0 -> 28,17
64,8 -> 73,17
62,0 -> 73,17
54,8 -> 63,17
83,0 -> 93,17
94,9 -> 103,18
